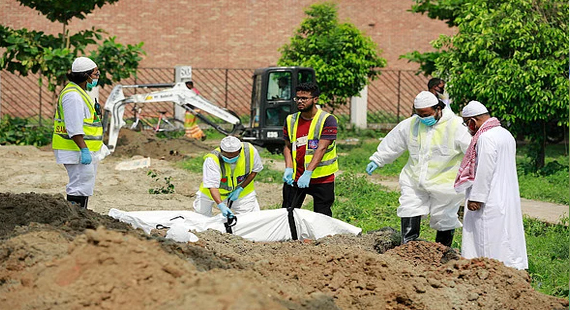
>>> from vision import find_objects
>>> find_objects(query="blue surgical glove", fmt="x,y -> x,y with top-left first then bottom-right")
228,186 -> 244,201
217,202 -> 234,218
80,147 -> 92,165
366,161 -> 379,175
297,170 -> 313,188
283,167 -> 294,185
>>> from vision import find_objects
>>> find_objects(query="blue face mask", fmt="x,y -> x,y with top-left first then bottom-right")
222,155 -> 239,164
87,79 -> 98,88
420,115 -> 437,127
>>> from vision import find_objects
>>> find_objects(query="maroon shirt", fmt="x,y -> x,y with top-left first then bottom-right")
283,114 -> 337,184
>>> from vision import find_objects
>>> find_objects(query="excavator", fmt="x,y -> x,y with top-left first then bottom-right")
103,66 -> 315,153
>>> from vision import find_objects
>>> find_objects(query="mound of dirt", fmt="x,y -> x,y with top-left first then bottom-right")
0,193 -> 132,239
112,129 -> 217,160
0,193 -> 567,310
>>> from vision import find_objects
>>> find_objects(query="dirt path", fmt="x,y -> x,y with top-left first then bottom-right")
0,131 -> 568,309
367,175 -> 569,225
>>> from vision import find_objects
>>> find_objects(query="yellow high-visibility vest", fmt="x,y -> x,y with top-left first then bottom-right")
286,109 -> 338,178
199,142 -> 256,199
52,83 -> 103,151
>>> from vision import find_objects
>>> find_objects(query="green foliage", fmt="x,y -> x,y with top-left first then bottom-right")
399,50 -> 441,76
147,170 -> 175,194
524,216 -> 570,297
0,115 -> 52,146
18,0 -> 120,24
404,0 -> 569,170
0,0 -> 145,93
409,0 -> 466,27
278,2 -> 387,109
89,37 -> 145,89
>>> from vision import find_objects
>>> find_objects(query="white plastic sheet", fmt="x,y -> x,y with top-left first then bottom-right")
108,208 -> 362,243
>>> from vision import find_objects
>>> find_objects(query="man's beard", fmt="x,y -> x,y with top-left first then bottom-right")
298,102 -> 315,112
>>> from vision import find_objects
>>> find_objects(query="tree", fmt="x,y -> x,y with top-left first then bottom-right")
402,0 -> 569,170
278,2 -> 386,109
0,0 -> 144,93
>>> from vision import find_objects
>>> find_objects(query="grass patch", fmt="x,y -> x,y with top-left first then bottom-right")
524,216 -> 570,297
337,139 -> 409,177
332,172 -> 401,232
516,144 -> 569,205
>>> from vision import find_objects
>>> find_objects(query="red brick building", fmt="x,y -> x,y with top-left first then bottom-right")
0,0 -> 455,70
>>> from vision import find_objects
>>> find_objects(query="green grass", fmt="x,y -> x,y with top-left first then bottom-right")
516,144 -> 569,205
524,216 -> 569,297
337,137 -> 409,177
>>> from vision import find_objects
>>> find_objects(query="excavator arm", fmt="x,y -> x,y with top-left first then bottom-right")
103,82 -> 243,153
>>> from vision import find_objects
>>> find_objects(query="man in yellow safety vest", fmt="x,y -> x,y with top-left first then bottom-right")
52,57 -> 108,209
194,136 -> 263,217
282,82 -> 338,217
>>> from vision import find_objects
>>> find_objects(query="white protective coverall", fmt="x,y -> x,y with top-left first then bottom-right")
369,108 -> 471,231
461,125 -> 528,270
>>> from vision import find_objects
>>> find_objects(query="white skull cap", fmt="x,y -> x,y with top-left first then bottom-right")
413,91 -> 439,109
72,57 -> 97,73
461,101 -> 488,117
220,136 -> 242,152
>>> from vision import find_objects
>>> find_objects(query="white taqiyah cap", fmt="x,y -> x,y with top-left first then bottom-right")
220,136 -> 242,152
413,91 -> 439,109
461,101 -> 488,117
72,57 -> 97,73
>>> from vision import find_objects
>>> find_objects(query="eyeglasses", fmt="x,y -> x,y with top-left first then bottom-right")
293,96 -> 314,102
462,118 -> 474,126
91,72 -> 100,77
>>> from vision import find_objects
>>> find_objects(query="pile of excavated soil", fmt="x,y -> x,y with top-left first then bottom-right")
0,193 -> 567,310
111,129 -> 217,160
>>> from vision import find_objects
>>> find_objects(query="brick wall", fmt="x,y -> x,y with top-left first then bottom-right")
0,0 -> 455,70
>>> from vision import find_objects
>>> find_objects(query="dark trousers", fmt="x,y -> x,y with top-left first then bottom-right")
282,182 -> 335,217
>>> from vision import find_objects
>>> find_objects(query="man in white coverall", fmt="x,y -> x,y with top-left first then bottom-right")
455,101 -> 528,269
52,57 -> 109,209
194,136 -> 263,218
366,91 -> 471,246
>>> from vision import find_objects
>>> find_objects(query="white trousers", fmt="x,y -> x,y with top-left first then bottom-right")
64,163 -> 98,196
397,184 -> 464,231
193,191 -> 260,217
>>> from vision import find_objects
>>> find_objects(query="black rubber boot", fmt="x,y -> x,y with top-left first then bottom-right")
67,195 -> 89,209
435,229 -> 455,247
400,216 -> 421,244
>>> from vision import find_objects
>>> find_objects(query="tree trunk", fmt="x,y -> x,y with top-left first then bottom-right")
536,120 -> 546,170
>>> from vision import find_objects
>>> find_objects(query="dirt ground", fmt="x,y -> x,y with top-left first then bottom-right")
0,130 -> 568,309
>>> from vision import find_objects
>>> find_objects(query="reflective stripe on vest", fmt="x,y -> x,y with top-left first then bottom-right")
199,142 -> 256,199
52,83 -> 103,151
286,109 -> 338,179
408,116 -> 462,185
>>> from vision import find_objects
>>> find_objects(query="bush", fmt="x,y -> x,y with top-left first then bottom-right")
0,115 -> 52,146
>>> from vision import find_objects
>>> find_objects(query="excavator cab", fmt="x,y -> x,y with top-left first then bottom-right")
242,67 -> 316,153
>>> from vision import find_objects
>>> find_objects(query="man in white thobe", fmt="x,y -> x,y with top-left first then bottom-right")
455,101 -> 528,270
